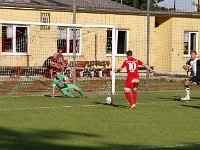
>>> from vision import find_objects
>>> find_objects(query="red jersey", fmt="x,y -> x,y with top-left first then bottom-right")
121,57 -> 143,78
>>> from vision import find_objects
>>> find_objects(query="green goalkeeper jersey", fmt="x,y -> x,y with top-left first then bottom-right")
53,74 -> 68,89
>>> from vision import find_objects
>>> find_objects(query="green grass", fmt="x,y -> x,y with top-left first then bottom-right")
0,92 -> 200,150
116,78 -> 200,91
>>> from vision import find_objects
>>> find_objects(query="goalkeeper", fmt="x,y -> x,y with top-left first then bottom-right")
51,71 -> 85,98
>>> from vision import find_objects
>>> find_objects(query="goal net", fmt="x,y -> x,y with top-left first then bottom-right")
0,21 -> 117,97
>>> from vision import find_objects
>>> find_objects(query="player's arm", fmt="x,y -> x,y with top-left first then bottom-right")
61,55 -> 67,66
115,67 -> 123,73
183,65 -> 190,71
141,63 -> 156,74
63,79 -> 70,84
51,83 -> 56,98
63,76 -> 71,84
183,60 -> 191,71
182,62 -> 190,71
115,61 -> 126,73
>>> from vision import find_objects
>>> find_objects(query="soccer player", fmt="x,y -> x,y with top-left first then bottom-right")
51,71 -> 85,98
50,49 -> 68,79
115,50 -> 156,110
181,50 -> 200,101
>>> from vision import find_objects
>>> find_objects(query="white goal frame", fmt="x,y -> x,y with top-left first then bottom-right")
0,20 -> 117,95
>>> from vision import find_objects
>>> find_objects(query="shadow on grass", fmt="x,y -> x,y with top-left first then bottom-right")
156,97 -> 174,100
0,127 -> 99,150
189,97 -> 200,100
155,96 -> 181,101
93,102 -> 127,108
0,127 -> 200,150
43,94 -> 80,99
156,96 -> 198,102
43,94 -> 64,98
181,104 -> 200,109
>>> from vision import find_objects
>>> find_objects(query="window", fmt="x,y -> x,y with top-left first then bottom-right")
40,13 -> 50,30
117,31 -> 127,54
2,25 -> 28,54
106,30 -> 112,54
106,29 -> 128,55
57,27 -> 81,54
184,32 -> 198,55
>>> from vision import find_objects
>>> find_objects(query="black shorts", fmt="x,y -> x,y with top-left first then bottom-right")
189,76 -> 200,83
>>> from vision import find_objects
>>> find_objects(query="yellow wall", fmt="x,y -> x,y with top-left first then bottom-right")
153,17 -> 200,74
77,13 -> 153,69
153,17 -> 172,72
171,17 -> 200,73
1,7 -> 200,75
0,9 -> 105,66
0,8 -> 72,66
0,8 -> 152,68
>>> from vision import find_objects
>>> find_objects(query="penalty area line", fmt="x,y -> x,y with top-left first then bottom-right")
0,101 -> 184,111
0,104 -> 102,111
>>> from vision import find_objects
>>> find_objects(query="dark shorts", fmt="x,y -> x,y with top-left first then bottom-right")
189,76 -> 200,84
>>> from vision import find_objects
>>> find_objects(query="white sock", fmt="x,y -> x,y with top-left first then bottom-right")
185,88 -> 190,98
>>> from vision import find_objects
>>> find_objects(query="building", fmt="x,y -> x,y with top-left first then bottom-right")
0,0 -> 200,75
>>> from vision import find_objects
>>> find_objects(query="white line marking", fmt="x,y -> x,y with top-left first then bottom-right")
0,101 -> 189,111
82,104 -> 101,107
0,104 -> 99,111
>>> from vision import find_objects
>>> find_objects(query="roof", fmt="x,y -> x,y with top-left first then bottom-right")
0,0 -> 200,18
0,0 -> 138,12
52,0 -> 137,11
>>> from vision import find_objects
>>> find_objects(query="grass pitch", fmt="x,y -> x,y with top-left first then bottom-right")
0,92 -> 200,150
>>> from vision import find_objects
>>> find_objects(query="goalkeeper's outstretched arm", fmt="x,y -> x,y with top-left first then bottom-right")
51,84 -> 56,98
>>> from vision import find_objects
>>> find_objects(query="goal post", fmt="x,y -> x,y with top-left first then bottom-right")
0,20 -> 117,95
111,27 -> 116,95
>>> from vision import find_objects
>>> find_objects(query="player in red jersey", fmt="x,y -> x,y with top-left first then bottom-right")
116,50 -> 156,110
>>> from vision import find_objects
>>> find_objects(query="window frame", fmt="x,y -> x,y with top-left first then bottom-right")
40,13 -> 50,30
2,24 -> 30,56
106,29 -> 129,56
184,31 -> 198,57
57,27 -> 81,56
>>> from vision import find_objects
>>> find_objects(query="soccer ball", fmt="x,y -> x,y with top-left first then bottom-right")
106,97 -> 112,105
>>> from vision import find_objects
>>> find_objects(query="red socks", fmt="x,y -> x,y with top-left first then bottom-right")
125,90 -> 138,106
125,92 -> 133,105
133,90 -> 137,105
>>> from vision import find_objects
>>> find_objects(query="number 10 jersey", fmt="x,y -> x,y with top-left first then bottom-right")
121,57 -> 143,78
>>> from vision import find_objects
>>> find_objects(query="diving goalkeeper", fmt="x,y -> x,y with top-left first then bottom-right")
51,71 -> 85,98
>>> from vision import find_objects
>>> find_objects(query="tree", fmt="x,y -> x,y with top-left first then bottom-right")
193,0 -> 200,12
113,0 -> 166,10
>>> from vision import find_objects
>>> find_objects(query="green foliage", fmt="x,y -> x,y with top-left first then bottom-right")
113,0 -> 170,10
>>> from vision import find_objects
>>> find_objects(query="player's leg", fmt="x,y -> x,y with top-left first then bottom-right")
68,84 -> 85,98
132,86 -> 138,106
181,79 -> 190,101
181,76 -> 200,101
49,65 -> 55,79
50,68 -> 53,79
196,76 -> 200,85
124,87 -> 133,108
74,85 -> 85,97
60,88 -> 75,98
124,77 -> 134,109
132,79 -> 139,108
60,65 -> 65,74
